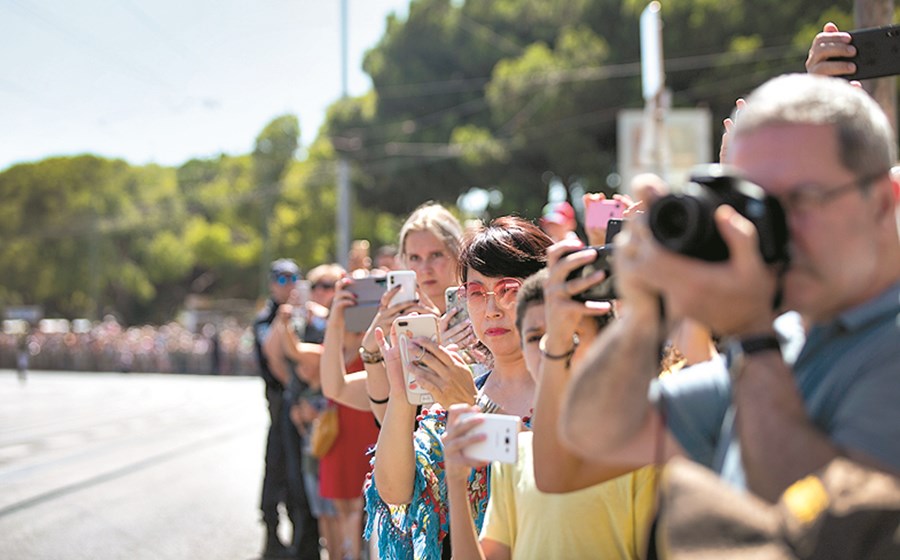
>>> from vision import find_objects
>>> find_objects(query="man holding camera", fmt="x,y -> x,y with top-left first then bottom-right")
560,73 -> 900,503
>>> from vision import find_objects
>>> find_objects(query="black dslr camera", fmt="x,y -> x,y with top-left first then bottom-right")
567,219 -> 622,302
647,165 -> 790,264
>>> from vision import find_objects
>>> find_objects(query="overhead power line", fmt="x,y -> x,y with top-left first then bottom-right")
331,41 -> 802,151
372,42 -> 801,100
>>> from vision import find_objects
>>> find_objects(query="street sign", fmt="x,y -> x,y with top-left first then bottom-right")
617,108 -> 713,193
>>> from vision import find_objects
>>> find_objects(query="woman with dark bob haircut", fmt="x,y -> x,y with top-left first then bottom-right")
364,216 -> 552,559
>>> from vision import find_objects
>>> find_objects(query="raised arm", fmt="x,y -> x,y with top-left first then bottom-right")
443,404 -> 510,560
559,221 -> 687,468
532,241 -> 644,493
370,327 -> 420,505
360,283 -> 437,423
320,279 -> 369,411
560,298 -> 675,464
269,304 -> 324,386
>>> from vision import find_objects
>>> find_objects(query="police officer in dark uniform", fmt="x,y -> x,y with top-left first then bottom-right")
253,259 -> 319,559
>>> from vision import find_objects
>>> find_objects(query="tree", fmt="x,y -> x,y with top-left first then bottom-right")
0,156 -> 182,321
323,0 -> 858,219
254,115 -> 300,295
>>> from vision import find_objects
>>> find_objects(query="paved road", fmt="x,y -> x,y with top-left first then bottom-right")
0,370 -> 273,560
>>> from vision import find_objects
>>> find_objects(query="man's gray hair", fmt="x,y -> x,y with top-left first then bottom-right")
733,73 -> 896,177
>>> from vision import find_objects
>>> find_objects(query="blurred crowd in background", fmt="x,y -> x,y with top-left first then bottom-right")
0,316 -> 258,375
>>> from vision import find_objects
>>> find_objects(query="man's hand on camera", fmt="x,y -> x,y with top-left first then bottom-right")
614,208 -> 778,335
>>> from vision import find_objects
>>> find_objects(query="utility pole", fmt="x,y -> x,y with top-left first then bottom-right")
638,1 -> 668,182
336,0 -> 351,268
855,0 -> 897,130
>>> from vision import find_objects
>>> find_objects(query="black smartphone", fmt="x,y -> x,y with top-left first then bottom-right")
833,24 -> 900,81
605,219 -> 624,244
568,219 -> 625,302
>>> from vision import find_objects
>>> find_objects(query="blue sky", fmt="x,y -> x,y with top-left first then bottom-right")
0,0 -> 411,171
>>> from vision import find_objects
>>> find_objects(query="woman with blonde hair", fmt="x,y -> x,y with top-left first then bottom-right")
323,202 -> 477,419
364,216 -> 553,559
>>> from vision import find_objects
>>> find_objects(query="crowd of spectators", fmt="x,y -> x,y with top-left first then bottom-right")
0,315 -> 258,375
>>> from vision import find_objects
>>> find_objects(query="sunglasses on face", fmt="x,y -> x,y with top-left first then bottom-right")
274,274 -> 298,286
312,282 -> 336,290
458,278 -> 523,309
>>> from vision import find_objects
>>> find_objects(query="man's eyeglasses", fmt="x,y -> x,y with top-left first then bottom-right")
779,169 -> 889,215
274,274 -> 298,286
458,278 -> 523,310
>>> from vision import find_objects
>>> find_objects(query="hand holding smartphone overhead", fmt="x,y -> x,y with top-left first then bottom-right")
458,412 -> 520,464
832,24 -> 900,80
393,313 -> 439,405
387,270 -> 417,307
585,198 -> 626,230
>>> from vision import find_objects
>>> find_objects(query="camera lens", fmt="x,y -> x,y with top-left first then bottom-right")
647,165 -> 789,264
650,196 -> 693,241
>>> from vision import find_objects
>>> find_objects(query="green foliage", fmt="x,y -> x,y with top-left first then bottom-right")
0,115 -> 303,323
141,231 -> 194,283
324,0 -> 867,219
0,156 -> 184,321
254,114 -> 300,187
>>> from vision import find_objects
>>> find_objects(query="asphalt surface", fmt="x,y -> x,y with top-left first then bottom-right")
0,370 -> 275,560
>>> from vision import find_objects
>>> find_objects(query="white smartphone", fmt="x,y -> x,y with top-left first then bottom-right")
458,412 -> 520,464
387,270 -> 417,307
393,313 -> 440,405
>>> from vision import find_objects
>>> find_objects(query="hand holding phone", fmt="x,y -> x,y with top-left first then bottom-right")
387,270 -> 417,307
457,412 -> 519,464
394,313 -> 440,405
585,198 -> 626,231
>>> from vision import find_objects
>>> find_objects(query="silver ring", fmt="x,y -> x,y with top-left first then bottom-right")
414,346 -> 427,362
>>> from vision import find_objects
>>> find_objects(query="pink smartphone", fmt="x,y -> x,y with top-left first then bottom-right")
585,198 -> 625,230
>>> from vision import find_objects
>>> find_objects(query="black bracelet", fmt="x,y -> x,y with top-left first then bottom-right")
728,333 -> 782,382
368,394 -> 390,404
739,333 -> 781,355
539,334 -> 579,363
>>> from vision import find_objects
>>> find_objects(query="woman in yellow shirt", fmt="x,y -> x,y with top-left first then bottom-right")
444,251 -> 657,560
